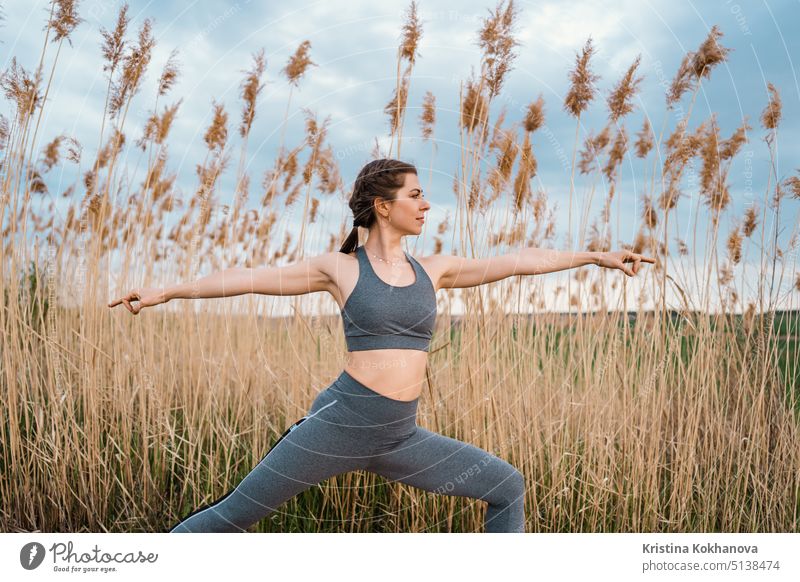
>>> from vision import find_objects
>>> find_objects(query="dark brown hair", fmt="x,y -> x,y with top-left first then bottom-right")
339,158 -> 418,254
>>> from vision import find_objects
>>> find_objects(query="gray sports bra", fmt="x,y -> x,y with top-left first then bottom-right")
341,245 -> 437,352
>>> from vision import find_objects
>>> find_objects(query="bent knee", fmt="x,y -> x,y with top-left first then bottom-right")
509,468 -> 525,495
493,467 -> 525,505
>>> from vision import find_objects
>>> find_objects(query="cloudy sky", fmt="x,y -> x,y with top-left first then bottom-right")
2,0 -> 799,312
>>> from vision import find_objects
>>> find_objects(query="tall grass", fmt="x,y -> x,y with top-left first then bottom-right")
1,0 -> 798,532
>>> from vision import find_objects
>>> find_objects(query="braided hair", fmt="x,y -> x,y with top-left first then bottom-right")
339,158 -> 418,254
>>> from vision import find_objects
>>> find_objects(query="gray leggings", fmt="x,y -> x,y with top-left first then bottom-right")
169,370 -> 526,533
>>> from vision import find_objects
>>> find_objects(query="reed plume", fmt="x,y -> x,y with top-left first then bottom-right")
109,18 -> 155,119
667,54 -> 693,107
578,126 -> 610,175
477,0 -> 520,98
41,134 -> 63,172
631,230 -> 648,253
512,132 -> 536,212
239,49 -> 266,139
564,37 -> 599,118
783,174 -> 800,199
667,25 -> 730,107
399,1 -> 422,65
523,94 -> 544,133
50,0 -> 83,45
691,25 -> 731,78
743,204 -> 758,237
634,117 -> 653,158
461,70 -> 488,134
1,58 -> 42,118
419,90 -> 436,140
301,109 -> 331,185
384,76 -> 409,135
315,146 -> 341,195
658,119 -> 706,211
158,48 -> 180,96
100,4 -> 130,76
699,115 -> 721,198
96,128 -> 125,168
719,118 -> 749,160
642,194 -> 658,228
386,1 -> 422,156
488,124 -> 517,200
204,100 -> 229,152
282,40 -> 316,86
603,126 -> 628,182
760,82 -> 782,131
282,147 -> 300,191
727,222 -> 743,264
136,100 -> 182,150
607,55 -> 643,122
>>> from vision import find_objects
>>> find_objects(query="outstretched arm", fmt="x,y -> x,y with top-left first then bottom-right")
513,247 -> 656,276
512,247 -> 600,275
435,247 -> 655,289
108,252 -> 334,315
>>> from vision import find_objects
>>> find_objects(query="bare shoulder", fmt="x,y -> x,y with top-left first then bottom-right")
311,250 -> 355,279
412,253 -> 451,272
315,250 -> 358,306
409,253 -> 450,292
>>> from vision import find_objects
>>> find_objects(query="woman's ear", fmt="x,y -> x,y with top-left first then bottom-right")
373,198 -> 390,220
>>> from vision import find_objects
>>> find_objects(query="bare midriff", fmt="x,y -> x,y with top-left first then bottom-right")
343,348 -> 428,402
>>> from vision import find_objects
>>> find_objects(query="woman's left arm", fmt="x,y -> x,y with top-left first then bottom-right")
434,247 -> 655,289
513,247 -> 655,277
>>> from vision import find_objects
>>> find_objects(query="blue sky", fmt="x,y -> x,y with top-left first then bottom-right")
2,0 -> 799,311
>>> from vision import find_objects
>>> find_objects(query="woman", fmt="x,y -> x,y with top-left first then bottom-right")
109,158 -> 654,533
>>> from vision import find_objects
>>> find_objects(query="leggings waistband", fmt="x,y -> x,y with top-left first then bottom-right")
327,370 -> 419,419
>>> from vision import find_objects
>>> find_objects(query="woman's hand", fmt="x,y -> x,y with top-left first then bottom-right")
596,250 -> 656,277
108,287 -> 169,315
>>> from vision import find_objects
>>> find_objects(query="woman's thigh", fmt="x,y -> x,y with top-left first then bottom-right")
365,426 -> 523,502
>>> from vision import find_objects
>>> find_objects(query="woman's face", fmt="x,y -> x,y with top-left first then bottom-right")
386,172 -> 430,234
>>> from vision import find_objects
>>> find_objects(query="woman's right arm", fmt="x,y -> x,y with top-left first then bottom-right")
109,252 -> 335,315
164,267 -> 256,301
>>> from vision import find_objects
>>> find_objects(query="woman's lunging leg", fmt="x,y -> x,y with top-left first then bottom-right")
170,400 -> 367,532
366,426 -> 526,532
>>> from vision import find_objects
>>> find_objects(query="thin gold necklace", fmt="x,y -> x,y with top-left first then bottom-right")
366,247 -> 406,267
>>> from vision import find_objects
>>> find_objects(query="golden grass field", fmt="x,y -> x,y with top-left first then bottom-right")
1,1 -> 798,532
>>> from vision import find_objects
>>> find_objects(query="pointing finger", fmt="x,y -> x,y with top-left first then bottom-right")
623,261 -> 635,276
